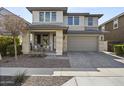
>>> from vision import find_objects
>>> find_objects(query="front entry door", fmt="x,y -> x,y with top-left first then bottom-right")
37,34 -> 41,44
43,34 -> 49,50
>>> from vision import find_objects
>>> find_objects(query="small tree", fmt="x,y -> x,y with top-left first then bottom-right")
0,53 -> 2,60
0,15 -> 28,60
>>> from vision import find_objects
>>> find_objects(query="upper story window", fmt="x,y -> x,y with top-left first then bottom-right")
113,18 -> 118,29
88,17 -> 93,26
45,12 -> 50,22
101,25 -> 105,31
51,12 -> 56,22
39,11 -> 56,22
68,16 -> 79,25
74,16 -> 79,25
39,12 -> 44,22
68,16 -> 73,25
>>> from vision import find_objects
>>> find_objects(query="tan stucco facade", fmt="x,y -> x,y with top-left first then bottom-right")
22,30 -> 107,55
22,31 -> 30,54
22,29 -> 64,55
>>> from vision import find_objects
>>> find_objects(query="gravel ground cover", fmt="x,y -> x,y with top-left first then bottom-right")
0,76 -> 73,86
0,55 -> 70,68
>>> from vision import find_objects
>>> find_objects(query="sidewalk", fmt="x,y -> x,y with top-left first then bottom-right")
1,67 -> 124,76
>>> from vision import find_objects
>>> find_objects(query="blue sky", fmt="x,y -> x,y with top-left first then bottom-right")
5,7 -> 124,25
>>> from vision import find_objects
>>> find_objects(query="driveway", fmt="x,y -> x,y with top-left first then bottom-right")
68,52 -> 124,69
62,76 -> 124,86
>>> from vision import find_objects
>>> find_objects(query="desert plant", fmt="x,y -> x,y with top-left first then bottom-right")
14,71 -> 26,86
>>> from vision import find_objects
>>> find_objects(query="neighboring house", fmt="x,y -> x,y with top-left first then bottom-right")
0,7 -> 30,44
99,12 -> 124,43
22,7 -> 107,55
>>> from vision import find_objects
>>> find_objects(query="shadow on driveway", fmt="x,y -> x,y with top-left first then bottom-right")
68,52 -> 124,71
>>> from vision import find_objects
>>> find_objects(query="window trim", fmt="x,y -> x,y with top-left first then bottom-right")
74,16 -> 79,25
113,18 -> 118,29
101,25 -> 105,31
39,12 -> 44,22
88,17 -> 93,26
68,16 -> 79,25
68,16 -> 73,25
51,12 -> 56,22
39,11 -> 56,22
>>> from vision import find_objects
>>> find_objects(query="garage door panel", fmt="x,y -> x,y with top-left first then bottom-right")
68,36 -> 98,51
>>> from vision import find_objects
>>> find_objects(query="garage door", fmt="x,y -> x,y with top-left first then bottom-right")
68,35 -> 98,51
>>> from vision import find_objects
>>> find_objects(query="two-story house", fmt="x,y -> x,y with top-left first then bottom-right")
22,7 -> 107,55
99,12 -> 124,43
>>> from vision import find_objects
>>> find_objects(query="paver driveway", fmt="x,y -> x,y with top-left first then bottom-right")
68,52 -> 124,69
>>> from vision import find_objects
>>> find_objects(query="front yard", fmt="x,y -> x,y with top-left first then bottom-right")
0,76 -> 72,86
0,55 -> 70,68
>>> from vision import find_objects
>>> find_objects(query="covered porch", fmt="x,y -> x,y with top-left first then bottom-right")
22,24 -> 68,55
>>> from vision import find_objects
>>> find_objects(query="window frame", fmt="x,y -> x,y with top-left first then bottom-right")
88,17 -> 93,26
68,16 -> 73,25
51,12 -> 56,22
113,18 -> 118,29
68,16 -> 79,25
45,12 -> 50,22
39,11 -> 56,22
74,16 -> 79,25
101,25 -> 105,31
39,12 -> 44,22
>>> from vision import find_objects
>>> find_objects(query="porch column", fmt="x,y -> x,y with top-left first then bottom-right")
32,33 -> 34,46
22,31 -> 30,54
56,30 -> 63,55
49,33 -> 53,51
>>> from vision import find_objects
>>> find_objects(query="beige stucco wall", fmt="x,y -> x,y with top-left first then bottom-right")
56,30 -> 63,55
98,41 -> 108,51
98,35 -> 108,51
22,31 -> 30,54
32,11 -> 63,24
63,34 -> 67,52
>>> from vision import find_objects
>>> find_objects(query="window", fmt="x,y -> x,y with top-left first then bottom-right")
113,19 -> 118,29
39,12 -> 56,22
88,17 -> 93,26
68,16 -> 79,25
68,16 -> 73,25
74,16 -> 79,25
45,12 -> 50,22
101,25 -> 105,31
51,12 -> 56,22
39,12 -> 44,22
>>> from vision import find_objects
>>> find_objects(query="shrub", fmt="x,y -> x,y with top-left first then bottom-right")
6,44 -> 22,56
113,44 -> 124,55
14,71 -> 26,86
0,36 -> 20,56
108,41 -> 124,52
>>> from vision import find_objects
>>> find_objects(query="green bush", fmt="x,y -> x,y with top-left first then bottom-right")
113,44 -> 124,55
6,44 -> 22,56
0,36 -> 20,56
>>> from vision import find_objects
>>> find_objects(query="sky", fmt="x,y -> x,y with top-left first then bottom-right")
5,7 -> 124,25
